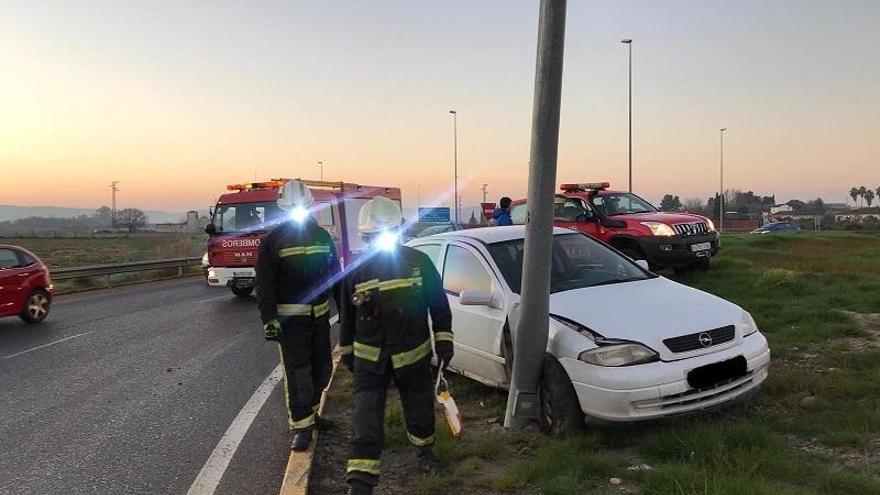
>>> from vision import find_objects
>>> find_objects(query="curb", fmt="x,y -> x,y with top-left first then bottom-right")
279,317 -> 342,495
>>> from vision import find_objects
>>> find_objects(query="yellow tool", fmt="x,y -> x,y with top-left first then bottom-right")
434,364 -> 462,438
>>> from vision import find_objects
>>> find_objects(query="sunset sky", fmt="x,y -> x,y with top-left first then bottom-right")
2,0 -> 878,213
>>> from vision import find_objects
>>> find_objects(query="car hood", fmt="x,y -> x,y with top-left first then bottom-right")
547,277 -> 744,360
608,211 -> 707,224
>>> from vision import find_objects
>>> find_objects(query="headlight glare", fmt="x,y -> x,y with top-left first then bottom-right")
640,221 -> 676,236
578,343 -> 658,367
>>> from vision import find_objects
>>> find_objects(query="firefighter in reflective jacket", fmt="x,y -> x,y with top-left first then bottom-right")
255,179 -> 340,451
339,196 -> 453,495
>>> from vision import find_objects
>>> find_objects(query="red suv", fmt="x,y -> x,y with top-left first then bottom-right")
0,245 -> 53,323
511,183 -> 719,270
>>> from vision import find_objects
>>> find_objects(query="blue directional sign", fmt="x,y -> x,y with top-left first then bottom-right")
418,207 -> 451,223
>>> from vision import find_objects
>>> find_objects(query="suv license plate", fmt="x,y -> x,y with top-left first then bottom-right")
690,242 -> 711,252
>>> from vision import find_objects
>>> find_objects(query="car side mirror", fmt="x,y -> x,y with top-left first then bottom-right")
459,289 -> 493,306
204,223 -> 217,235
635,259 -> 650,271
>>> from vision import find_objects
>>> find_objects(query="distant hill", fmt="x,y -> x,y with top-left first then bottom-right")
0,205 -> 191,224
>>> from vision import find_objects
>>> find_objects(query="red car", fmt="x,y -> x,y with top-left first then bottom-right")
510,182 -> 719,270
0,245 -> 53,323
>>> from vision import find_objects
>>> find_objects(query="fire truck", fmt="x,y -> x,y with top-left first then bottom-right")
204,179 -> 402,296
510,182 -> 719,270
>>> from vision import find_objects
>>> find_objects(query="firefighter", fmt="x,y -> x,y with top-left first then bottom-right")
255,179 -> 339,451
338,196 -> 454,495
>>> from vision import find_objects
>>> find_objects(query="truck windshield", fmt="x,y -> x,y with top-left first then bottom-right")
487,233 -> 652,295
213,202 -> 285,233
213,201 -> 335,233
591,193 -> 657,216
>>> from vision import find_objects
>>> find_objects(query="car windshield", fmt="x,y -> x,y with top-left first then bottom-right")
590,193 -> 657,216
487,233 -> 653,294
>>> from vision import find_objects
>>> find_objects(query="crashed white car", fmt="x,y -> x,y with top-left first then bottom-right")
407,226 -> 770,434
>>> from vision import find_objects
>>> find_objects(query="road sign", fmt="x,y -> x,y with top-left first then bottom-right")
418,207 -> 451,223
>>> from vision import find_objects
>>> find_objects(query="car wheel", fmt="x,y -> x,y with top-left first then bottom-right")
620,245 -> 646,262
538,355 -> 584,437
230,286 -> 253,297
20,290 -> 50,323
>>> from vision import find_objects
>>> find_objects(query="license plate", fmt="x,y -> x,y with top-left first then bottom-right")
687,356 -> 747,390
690,242 -> 711,252
233,271 -> 252,277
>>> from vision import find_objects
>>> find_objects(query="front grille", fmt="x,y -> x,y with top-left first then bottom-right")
672,222 -> 709,236
664,325 -> 735,353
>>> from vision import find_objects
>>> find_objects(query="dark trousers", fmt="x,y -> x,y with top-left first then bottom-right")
346,358 -> 435,487
278,315 -> 332,430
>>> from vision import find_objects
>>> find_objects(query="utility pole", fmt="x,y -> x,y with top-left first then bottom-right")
449,110 -> 459,224
719,128 -> 727,237
481,183 -> 489,204
504,0 -> 567,429
317,161 -> 324,181
621,38 -> 632,192
110,181 -> 120,229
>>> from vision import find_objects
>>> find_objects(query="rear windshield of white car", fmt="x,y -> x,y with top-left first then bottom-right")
487,233 -> 652,294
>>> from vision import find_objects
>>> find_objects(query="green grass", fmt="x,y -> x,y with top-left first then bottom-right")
0,234 -> 205,268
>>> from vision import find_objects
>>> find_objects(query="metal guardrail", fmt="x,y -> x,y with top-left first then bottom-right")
52,257 -> 204,286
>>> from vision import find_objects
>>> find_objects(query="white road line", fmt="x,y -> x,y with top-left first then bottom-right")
3,331 -> 95,359
186,313 -> 339,495
186,364 -> 284,495
197,295 -> 234,304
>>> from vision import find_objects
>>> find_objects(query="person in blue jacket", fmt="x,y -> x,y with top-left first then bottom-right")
492,197 -> 513,226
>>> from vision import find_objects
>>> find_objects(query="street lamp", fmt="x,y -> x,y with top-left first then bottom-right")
719,128 -> 727,236
449,110 -> 459,224
621,39 -> 632,192
317,161 -> 323,181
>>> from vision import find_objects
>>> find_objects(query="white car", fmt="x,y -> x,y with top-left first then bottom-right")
407,226 -> 770,434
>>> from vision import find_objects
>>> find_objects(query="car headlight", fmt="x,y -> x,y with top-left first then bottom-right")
640,221 -> 676,236
578,342 -> 658,367
739,311 -> 759,336
706,218 -> 716,232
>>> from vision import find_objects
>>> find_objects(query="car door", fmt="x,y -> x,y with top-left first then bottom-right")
0,248 -> 25,315
441,242 -> 508,386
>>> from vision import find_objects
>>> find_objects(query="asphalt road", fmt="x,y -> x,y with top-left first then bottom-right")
0,278 -> 334,495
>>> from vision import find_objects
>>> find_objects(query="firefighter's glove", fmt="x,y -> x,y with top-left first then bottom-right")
263,319 -> 282,341
435,340 -> 454,370
341,352 -> 354,372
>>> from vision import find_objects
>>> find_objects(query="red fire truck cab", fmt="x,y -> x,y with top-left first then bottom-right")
510,182 -> 719,270
205,179 -> 402,296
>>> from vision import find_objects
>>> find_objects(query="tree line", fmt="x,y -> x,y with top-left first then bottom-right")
848,186 -> 879,208
0,207 -> 148,234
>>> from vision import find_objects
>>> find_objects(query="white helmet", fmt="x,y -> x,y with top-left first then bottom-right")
358,196 -> 402,235
277,179 -> 313,212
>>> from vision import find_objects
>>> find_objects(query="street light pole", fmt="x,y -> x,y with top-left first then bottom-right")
317,161 -> 323,181
719,128 -> 727,236
504,0 -> 567,429
449,110 -> 459,224
621,39 -> 632,192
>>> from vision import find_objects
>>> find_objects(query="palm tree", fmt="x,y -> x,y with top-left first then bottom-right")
850,187 -> 860,206
859,186 -> 868,207
866,189 -> 875,208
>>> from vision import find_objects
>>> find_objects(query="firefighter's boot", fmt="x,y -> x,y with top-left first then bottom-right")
417,446 -> 440,474
315,415 -> 335,431
291,428 -> 313,452
346,480 -> 374,495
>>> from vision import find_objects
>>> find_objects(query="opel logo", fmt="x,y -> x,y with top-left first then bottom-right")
698,332 -> 713,347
